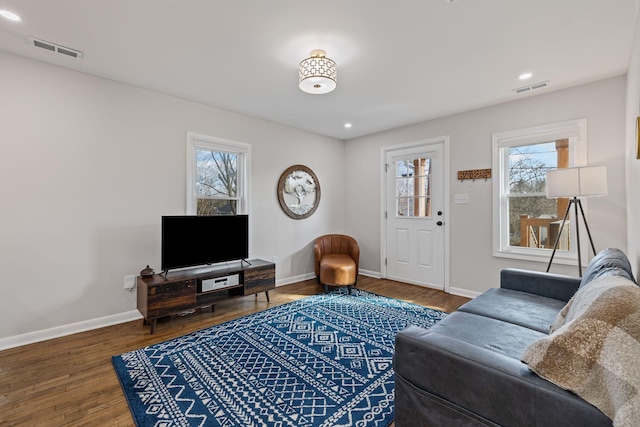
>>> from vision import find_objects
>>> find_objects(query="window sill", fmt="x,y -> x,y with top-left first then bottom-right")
493,248 -> 578,266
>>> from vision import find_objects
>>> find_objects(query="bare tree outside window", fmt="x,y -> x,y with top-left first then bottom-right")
493,120 -> 584,260
507,142 -> 563,248
196,150 -> 238,215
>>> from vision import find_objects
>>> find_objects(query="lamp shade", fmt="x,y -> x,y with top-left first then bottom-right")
299,49 -> 337,95
545,166 -> 608,198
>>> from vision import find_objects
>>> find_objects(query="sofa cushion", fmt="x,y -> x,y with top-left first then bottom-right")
580,247 -> 635,288
457,288 -> 566,333
429,311 -> 546,360
522,275 -> 640,426
319,254 -> 356,285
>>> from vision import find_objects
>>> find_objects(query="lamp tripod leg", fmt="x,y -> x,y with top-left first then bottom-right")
576,199 -> 597,256
546,199 -> 573,273
574,198 -> 582,275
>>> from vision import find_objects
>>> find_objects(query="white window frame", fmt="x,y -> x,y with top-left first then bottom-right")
492,118 -> 587,264
186,132 -> 251,215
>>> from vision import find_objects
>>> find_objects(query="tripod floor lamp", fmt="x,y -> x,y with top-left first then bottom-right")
545,166 -> 608,276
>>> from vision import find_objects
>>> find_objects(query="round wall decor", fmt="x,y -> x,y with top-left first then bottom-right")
277,165 -> 320,219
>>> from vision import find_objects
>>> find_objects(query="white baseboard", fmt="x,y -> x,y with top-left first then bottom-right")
276,270 -> 380,287
358,269 -> 479,299
1,272 -> 316,351
276,272 -> 316,287
0,310 -> 143,351
359,269 -> 381,279
448,286 -> 481,299
0,275 -> 480,351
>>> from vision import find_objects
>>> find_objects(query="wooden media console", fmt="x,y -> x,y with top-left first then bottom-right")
137,259 -> 275,334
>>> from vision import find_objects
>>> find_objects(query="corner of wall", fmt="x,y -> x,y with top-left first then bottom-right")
626,8 -> 640,277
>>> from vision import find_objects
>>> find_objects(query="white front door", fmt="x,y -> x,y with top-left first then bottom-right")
384,141 -> 446,289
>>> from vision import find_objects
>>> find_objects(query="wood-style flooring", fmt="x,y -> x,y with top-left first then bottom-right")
0,276 -> 470,426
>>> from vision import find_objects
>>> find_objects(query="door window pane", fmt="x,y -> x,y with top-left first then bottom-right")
395,157 -> 432,217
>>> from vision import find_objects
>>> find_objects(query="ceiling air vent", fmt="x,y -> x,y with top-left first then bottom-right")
28,37 -> 83,59
514,80 -> 549,94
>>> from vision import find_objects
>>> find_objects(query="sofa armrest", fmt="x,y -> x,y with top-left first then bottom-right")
500,268 -> 581,302
394,326 -> 611,426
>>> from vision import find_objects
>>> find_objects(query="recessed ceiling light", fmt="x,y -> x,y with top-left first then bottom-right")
344,123 -> 352,128
0,10 -> 21,22
519,72 -> 533,80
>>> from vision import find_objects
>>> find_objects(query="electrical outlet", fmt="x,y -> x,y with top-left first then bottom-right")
124,275 -> 136,290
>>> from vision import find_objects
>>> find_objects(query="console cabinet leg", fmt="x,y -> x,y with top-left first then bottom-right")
150,319 -> 157,335
265,291 -> 270,302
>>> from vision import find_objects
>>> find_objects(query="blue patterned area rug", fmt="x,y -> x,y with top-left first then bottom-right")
112,288 -> 446,427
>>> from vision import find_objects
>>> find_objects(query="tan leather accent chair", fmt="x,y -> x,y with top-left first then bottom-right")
314,234 -> 360,294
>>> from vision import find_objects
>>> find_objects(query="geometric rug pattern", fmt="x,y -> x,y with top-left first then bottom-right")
112,288 -> 446,426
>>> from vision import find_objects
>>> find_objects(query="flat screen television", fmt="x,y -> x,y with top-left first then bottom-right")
161,215 -> 249,272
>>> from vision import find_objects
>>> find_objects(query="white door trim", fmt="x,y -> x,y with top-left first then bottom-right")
380,136 -> 450,293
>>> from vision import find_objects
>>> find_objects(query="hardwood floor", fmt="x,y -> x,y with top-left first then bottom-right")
0,276 -> 470,426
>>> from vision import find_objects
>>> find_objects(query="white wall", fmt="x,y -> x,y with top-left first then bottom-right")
345,76 -> 628,296
626,9 -> 640,277
0,51 -> 345,342
1,45 -> 633,346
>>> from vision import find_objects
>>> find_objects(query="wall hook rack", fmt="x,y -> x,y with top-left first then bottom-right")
457,168 -> 492,181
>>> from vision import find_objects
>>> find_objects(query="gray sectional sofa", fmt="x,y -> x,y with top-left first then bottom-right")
394,248 -> 638,427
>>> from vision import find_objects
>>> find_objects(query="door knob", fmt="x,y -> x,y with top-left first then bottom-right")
437,211 -> 443,216
437,221 -> 443,226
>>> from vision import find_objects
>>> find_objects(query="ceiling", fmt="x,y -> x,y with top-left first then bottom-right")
0,0 -> 637,140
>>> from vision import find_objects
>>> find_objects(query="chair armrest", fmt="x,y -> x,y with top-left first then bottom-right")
500,268 -> 581,302
313,241 -> 323,276
349,243 -> 360,272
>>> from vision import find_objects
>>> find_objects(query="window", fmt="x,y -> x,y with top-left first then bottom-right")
186,133 -> 250,215
492,119 -> 587,263
394,157 -> 432,217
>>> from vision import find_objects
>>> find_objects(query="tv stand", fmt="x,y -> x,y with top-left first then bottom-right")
137,259 -> 275,334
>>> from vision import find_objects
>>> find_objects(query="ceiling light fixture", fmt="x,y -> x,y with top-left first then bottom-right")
299,49 -> 337,95
0,10 -> 21,21
344,123 -> 352,128
519,72 -> 533,80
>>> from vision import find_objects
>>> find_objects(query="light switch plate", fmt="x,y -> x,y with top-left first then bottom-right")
454,193 -> 469,204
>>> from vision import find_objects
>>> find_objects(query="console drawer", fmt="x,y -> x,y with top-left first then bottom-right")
244,265 -> 275,295
147,279 -> 196,318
